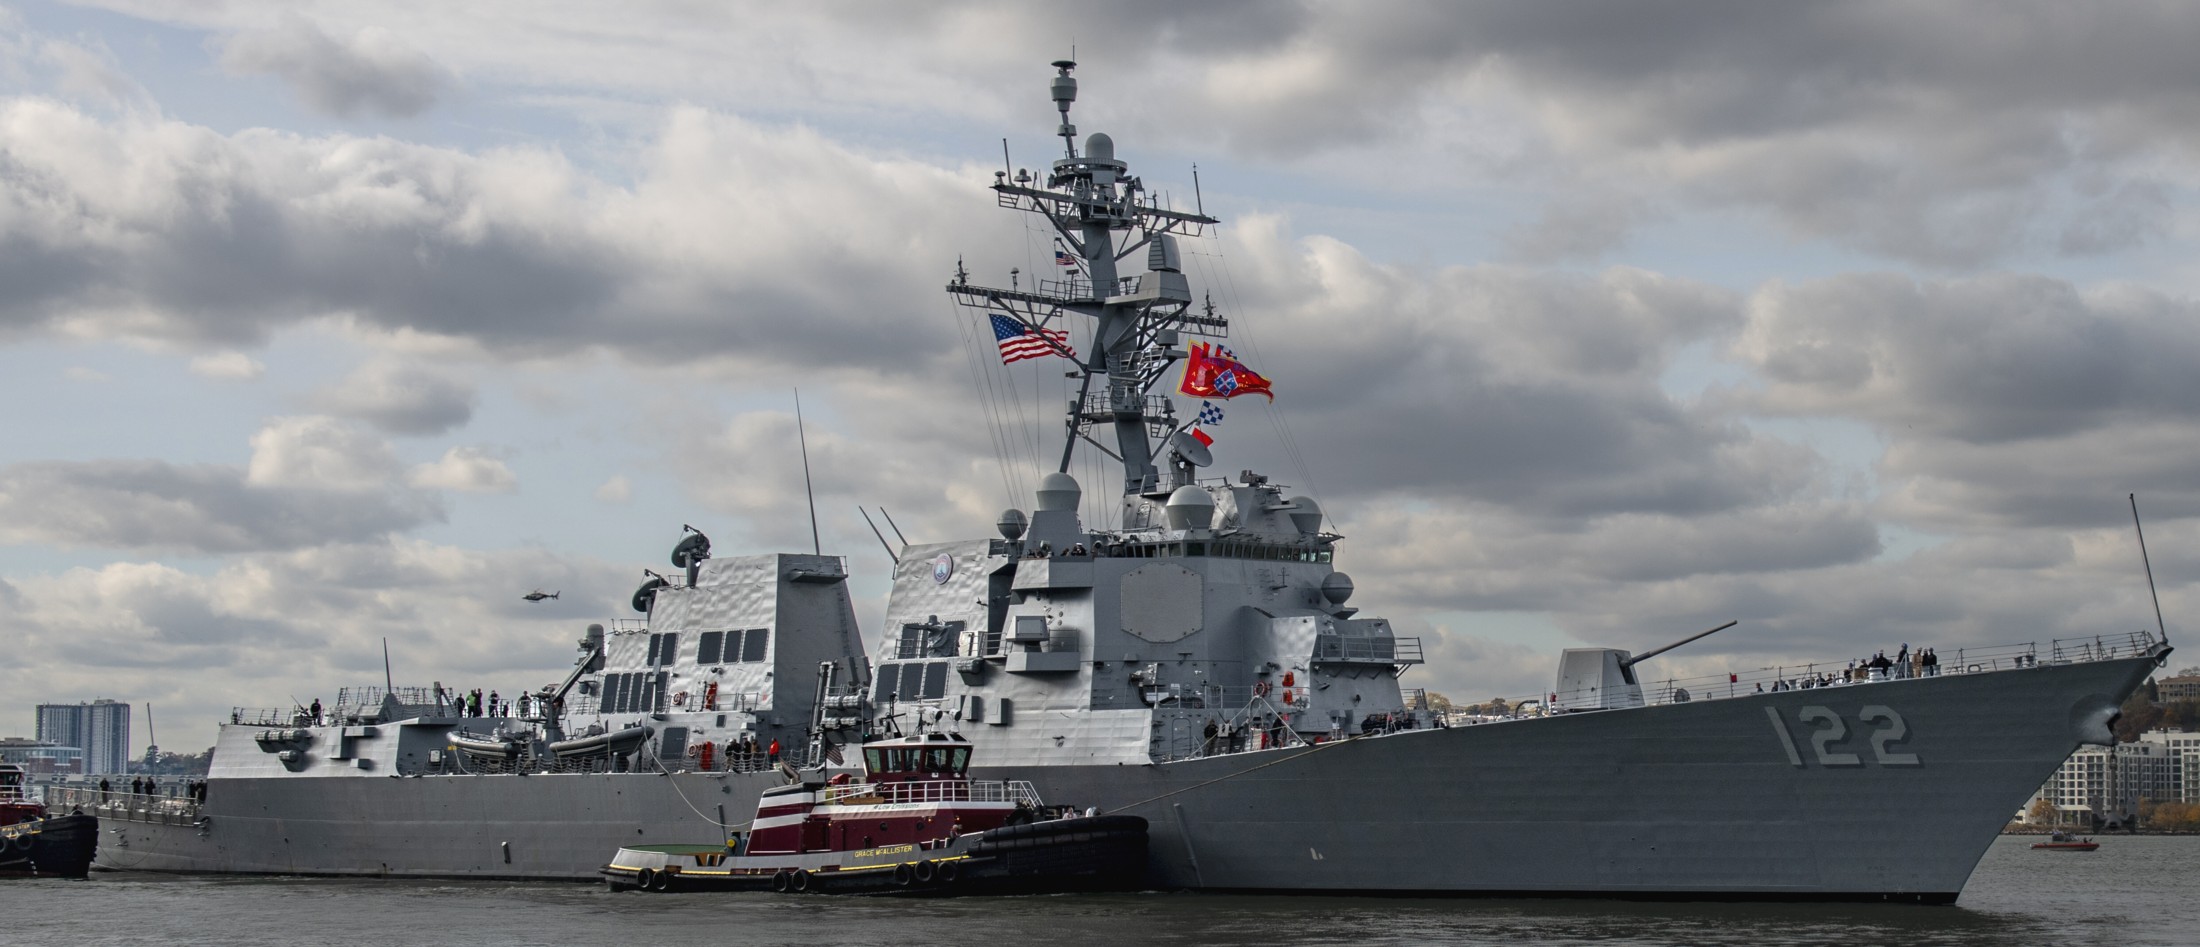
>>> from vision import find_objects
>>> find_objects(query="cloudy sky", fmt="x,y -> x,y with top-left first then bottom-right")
5,1 -> 2198,753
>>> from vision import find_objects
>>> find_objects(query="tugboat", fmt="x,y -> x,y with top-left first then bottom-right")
2031,830 -> 2100,851
603,731 -> 1146,895
0,762 -> 98,879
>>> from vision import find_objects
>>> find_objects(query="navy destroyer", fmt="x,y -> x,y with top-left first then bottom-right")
84,62 -> 2168,901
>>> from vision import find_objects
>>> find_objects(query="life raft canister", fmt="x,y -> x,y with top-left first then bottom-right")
698,741 -> 715,771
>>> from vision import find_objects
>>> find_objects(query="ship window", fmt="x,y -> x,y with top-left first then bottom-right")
921,661 -> 950,700
741,628 -> 769,663
646,633 -> 665,665
874,664 -> 902,701
658,633 -> 680,666
865,748 -> 883,773
951,747 -> 969,774
696,631 -> 724,665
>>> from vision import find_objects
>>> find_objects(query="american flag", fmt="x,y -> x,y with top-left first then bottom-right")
1055,250 -> 1078,267
990,313 -> 1076,364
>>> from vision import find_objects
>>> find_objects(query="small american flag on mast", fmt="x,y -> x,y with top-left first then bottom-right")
1055,249 -> 1078,267
990,313 -> 1076,364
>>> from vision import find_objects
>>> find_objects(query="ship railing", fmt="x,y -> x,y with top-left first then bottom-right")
230,707 -> 305,727
46,787 -> 203,825
821,779 -> 1044,808
1451,629 -> 2166,715
1312,633 -> 1425,670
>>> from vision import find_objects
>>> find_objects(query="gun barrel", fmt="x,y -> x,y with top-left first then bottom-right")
1621,620 -> 1739,669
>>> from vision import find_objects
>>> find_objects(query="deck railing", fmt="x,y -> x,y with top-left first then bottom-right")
45,787 -> 203,825
1438,629 -> 2167,722
819,779 -> 1043,808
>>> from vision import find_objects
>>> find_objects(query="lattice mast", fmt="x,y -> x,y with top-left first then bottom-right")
947,60 -> 1225,498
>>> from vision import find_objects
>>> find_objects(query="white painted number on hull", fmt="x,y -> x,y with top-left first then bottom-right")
1768,705 -> 1918,767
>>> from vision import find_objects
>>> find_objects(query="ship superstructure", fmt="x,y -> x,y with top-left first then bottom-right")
84,61 -> 2171,902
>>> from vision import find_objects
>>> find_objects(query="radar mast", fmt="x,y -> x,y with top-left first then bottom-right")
947,61 -> 1227,498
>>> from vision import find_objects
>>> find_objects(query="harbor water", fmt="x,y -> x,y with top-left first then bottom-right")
4,835 -> 2192,947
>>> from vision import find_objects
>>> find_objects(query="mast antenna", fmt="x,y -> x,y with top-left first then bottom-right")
383,637 -> 396,693
795,388 -> 821,555
858,507 -> 897,563
879,507 -> 911,546
2131,493 -> 2170,645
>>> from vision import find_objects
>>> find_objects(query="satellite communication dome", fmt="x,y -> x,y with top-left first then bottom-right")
997,508 -> 1029,541
1086,132 -> 1114,163
1321,572 -> 1355,605
1164,485 -> 1216,531
1287,496 -> 1324,535
1035,472 -> 1082,513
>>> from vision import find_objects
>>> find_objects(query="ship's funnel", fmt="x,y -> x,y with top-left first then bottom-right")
1287,496 -> 1324,535
1036,472 -> 1082,513
997,508 -> 1029,542
1164,485 -> 1215,530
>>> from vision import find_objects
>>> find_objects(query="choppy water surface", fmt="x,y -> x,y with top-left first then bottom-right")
4,835 -> 2192,947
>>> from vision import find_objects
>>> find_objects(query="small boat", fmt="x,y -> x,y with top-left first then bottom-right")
1,762 -> 98,879
602,731 -> 1147,895
2031,830 -> 2099,851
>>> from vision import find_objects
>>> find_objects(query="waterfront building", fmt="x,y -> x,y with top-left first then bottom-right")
2157,675 -> 2200,703
34,699 -> 132,775
0,736 -> 85,774
2028,740 -> 2180,825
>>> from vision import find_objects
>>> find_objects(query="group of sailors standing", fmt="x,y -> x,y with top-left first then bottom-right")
1757,643 -> 1943,692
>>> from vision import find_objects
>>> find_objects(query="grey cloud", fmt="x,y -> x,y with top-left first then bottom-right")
5,540 -> 636,746
1734,273 -> 2200,443
0,101 -> 996,371
311,361 -> 477,435
0,459 -> 440,554
217,16 -> 450,118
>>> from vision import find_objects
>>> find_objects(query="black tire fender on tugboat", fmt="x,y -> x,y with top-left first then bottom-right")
913,859 -> 937,884
893,863 -> 915,886
771,870 -> 792,893
650,870 -> 673,892
635,868 -> 657,892
791,868 -> 812,893
937,859 -> 961,884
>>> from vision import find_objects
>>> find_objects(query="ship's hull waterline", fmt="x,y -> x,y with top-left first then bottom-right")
96,651 -> 2152,900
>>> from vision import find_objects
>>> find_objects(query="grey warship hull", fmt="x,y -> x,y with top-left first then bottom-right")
95,650 -> 2153,899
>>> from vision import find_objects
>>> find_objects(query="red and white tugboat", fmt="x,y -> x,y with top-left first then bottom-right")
603,731 -> 1146,894
1,762 -> 98,879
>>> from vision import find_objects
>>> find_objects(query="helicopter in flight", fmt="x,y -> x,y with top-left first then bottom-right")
522,589 -> 560,602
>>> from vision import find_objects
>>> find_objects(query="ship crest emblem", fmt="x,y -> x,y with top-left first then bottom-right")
932,553 -> 955,584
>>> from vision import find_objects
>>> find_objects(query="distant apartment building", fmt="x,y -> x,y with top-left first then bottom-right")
2159,675 -> 2200,703
2027,739 -> 2180,825
35,699 -> 131,775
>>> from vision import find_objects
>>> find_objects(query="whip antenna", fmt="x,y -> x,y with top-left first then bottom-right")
2132,493 -> 2169,645
795,388 -> 821,555
383,637 -> 396,693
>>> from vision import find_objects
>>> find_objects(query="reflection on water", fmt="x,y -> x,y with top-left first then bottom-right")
1,836 -> 2190,947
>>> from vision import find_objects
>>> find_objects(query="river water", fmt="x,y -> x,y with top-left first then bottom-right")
3,835 -> 2191,947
